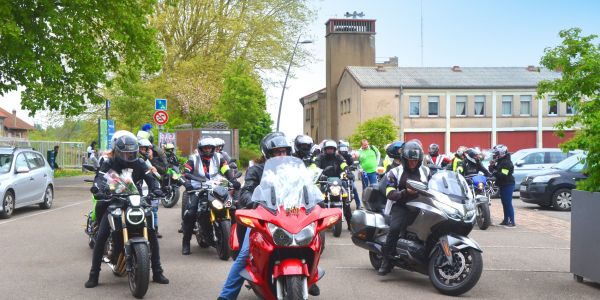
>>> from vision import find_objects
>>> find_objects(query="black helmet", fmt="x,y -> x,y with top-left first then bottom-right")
197,137 -> 216,158
386,141 -> 405,159
261,132 -> 292,159
322,140 -> 337,157
293,135 -> 314,158
112,130 -> 139,167
429,143 -> 440,156
465,148 -> 480,164
401,141 -> 424,170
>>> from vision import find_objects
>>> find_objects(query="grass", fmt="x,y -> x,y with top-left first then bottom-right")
53,168 -> 86,178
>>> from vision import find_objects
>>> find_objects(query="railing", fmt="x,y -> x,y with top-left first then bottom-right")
0,138 -> 85,169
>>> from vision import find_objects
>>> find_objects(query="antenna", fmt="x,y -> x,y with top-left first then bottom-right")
420,0 -> 424,67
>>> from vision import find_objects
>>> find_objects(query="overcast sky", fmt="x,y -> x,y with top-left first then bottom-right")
3,0 -> 600,137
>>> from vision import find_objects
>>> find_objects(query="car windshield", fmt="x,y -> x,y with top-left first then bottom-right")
428,170 -> 473,201
251,156 -> 324,213
510,150 -> 530,162
552,154 -> 586,171
0,153 -> 12,174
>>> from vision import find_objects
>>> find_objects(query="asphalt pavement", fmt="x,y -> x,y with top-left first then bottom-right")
0,176 -> 598,299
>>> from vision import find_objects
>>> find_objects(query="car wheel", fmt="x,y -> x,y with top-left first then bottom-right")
552,188 -> 572,211
39,186 -> 53,209
0,191 -> 15,219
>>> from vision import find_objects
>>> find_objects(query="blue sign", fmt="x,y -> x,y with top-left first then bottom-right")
155,99 -> 167,110
107,120 -> 115,150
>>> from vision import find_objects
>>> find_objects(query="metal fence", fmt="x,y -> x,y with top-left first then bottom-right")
0,137 -> 85,169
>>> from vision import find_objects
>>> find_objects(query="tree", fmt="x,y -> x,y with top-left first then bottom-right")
217,59 -> 272,148
348,115 -> 399,154
537,28 -> 600,192
0,0 -> 162,116
106,67 -> 155,132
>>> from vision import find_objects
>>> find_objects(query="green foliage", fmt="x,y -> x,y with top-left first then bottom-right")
54,169 -> 85,178
30,119 -> 97,142
0,0 -> 162,116
239,147 -> 262,168
348,115 -> 399,154
537,28 -> 600,192
106,67 -> 155,132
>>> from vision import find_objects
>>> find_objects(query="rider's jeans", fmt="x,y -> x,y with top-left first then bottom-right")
219,229 -> 251,300
361,172 -> 378,190
151,199 -> 159,230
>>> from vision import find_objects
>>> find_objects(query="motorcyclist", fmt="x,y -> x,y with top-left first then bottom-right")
213,138 -> 232,162
163,143 -> 180,172
338,140 -> 361,209
424,143 -> 451,168
460,148 -> 492,177
181,137 -> 241,255
292,134 -> 316,167
378,140 -> 431,276
137,130 -> 168,176
452,146 -> 467,172
315,140 -> 352,230
84,131 -> 169,288
384,141 -> 405,173
138,138 -> 163,238
218,132 -> 321,299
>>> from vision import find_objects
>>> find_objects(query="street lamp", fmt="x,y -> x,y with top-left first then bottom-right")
276,36 -> 313,132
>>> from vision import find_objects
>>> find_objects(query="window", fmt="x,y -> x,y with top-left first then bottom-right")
0,153 -> 12,174
502,95 -> 513,116
570,160 -> 586,173
310,108 -> 315,128
25,152 -> 43,169
340,98 -> 352,115
409,96 -> 420,117
546,152 -> 567,164
520,95 -> 531,116
566,104 -> 575,115
428,96 -> 439,116
474,95 -> 485,116
522,152 -> 544,165
456,96 -> 467,116
15,153 -> 29,171
35,153 -> 46,167
305,108 -> 310,121
548,96 -> 558,116
347,98 -> 351,114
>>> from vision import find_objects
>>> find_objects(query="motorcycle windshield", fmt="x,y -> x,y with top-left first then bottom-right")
251,156 -> 324,212
428,170 -> 473,201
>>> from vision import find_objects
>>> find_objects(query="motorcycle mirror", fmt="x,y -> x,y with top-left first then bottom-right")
90,186 -> 99,194
270,186 -> 277,207
82,164 -> 97,172
235,171 -> 243,179
407,180 -> 428,191
230,158 -> 237,163
515,159 -> 525,167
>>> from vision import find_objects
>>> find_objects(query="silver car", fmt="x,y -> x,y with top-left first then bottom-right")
0,147 -> 55,218
510,148 -> 568,191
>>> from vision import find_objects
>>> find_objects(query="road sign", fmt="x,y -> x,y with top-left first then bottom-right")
155,98 -> 167,110
153,110 -> 169,125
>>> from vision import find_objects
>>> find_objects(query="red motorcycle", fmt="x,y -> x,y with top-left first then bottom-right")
231,157 -> 341,300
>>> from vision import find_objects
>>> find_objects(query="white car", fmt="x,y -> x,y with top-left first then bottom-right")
0,147 -> 55,218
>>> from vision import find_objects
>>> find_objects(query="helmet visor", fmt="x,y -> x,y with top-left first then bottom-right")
117,150 -> 138,163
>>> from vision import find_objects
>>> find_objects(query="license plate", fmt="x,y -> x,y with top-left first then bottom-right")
519,185 -> 527,192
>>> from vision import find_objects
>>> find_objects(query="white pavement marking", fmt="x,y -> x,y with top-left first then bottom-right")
328,243 -> 569,250
335,267 -> 570,273
0,201 -> 86,226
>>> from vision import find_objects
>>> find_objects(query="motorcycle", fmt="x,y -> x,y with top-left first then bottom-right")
351,170 -> 483,296
319,175 -> 349,237
187,175 -> 235,260
83,164 -> 100,249
161,167 -> 184,208
465,174 -> 492,230
232,156 -> 342,300
91,169 -> 155,299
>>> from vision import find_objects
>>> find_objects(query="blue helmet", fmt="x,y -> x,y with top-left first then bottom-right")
385,140 -> 405,159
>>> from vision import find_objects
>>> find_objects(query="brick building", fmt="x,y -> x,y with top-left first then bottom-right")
0,107 -> 35,139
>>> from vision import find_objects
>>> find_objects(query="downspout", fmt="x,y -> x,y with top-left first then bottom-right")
399,86 -> 404,140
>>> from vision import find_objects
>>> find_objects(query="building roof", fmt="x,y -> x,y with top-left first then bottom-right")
299,87 -> 326,105
0,107 -> 35,131
345,66 -> 562,89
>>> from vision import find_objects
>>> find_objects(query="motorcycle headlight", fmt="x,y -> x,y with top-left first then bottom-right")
126,207 -> 145,225
435,200 -> 462,221
477,182 -> 484,190
532,174 -> 560,183
294,223 -> 316,246
211,199 -> 224,210
268,223 -> 293,246
330,186 -> 341,196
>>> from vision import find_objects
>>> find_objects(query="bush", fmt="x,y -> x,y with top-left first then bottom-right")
348,115 -> 399,154
239,147 -> 262,169
54,169 -> 85,178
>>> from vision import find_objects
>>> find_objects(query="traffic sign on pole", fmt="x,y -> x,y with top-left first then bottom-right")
155,99 -> 167,110
153,110 -> 169,125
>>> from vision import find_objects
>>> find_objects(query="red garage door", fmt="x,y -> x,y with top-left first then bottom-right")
497,131 -> 537,152
543,131 -> 575,148
451,132 -> 491,152
404,132 -> 445,153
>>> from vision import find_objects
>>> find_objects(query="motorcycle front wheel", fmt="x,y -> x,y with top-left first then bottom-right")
161,186 -> 180,208
476,203 -> 491,230
215,220 -> 231,260
283,275 -> 304,300
128,243 -> 150,299
333,220 -> 342,237
428,247 -> 483,296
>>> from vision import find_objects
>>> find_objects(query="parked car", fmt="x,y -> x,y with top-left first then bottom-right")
510,148 -> 569,191
0,147 -> 55,218
519,153 -> 587,211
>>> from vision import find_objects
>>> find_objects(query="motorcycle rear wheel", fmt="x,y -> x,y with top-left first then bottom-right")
428,247 -> 483,296
129,243 -> 150,299
215,220 -> 231,260
283,275 -> 304,300
476,203 -> 491,230
161,186 -> 180,208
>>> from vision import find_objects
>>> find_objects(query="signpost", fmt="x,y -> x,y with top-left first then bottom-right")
155,99 -> 167,111
153,110 -> 169,125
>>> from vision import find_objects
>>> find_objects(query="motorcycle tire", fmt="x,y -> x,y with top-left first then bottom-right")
88,236 -> 95,249
161,186 -> 180,208
369,251 -> 383,270
128,243 -> 150,299
320,232 -> 326,254
476,203 -> 491,230
284,275 -> 304,300
215,220 -> 231,261
333,220 -> 342,237
428,247 -> 483,296
195,232 -> 210,248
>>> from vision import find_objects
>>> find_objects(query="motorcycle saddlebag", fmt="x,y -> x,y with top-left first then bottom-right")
362,185 -> 387,213
351,209 -> 388,241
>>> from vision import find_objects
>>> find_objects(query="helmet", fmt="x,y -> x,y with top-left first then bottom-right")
294,135 -> 314,158
386,141 -> 405,159
164,143 -> 175,152
408,139 -> 423,148
112,130 -> 139,166
214,138 -> 225,150
197,137 -> 216,158
465,148 -> 480,163
310,144 -> 321,157
138,138 -> 152,148
322,140 -> 337,157
429,143 -> 440,156
492,144 -> 508,159
401,140 -> 424,170
260,132 -> 292,159
456,146 -> 467,158
338,140 -> 350,153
